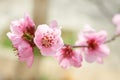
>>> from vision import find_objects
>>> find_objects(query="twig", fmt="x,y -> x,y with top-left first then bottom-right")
105,34 -> 120,43
64,44 -> 88,48
72,45 -> 88,48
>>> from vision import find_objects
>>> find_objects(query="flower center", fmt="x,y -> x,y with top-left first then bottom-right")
62,45 -> 74,58
22,26 -> 35,46
87,39 -> 98,50
41,35 -> 54,48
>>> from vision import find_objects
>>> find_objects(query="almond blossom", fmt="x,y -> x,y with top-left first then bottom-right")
7,13 -> 35,67
34,21 -> 64,56
112,14 -> 120,34
55,45 -> 82,69
76,25 -> 110,63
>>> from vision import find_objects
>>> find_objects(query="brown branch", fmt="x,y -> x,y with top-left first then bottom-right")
65,34 -> 120,48
105,34 -> 120,43
64,44 -> 88,48
72,45 -> 88,48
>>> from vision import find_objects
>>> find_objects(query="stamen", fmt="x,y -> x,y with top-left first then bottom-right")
87,39 -> 98,50
41,34 -> 54,48
62,45 -> 74,58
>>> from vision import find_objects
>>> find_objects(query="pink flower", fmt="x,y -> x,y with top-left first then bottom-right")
7,33 -> 34,67
7,13 -> 35,67
112,14 -> 120,26
55,45 -> 82,69
34,21 -> 64,56
10,13 -> 35,36
76,25 -> 110,63
112,14 -> 120,34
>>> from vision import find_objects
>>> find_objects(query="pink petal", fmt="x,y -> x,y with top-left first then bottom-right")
83,24 -> 95,33
85,50 -> 98,63
10,20 -> 24,35
49,20 -> 58,28
26,56 -> 34,67
24,13 -> 35,27
18,42 -> 34,67
18,43 -> 33,58
97,45 -> 110,58
112,14 -> 120,26
96,31 -> 107,44
52,37 -> 64,50
40,47 -> 57,56
60,59 -> 71,69
71,53 -> 82,67
96,57 -> 104,64
7,32 -> 23,48
55,53 -> 64,64
19,55 -> 34,68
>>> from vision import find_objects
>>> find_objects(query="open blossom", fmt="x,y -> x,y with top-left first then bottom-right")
76,25 -> 110,63
7,13 -> 35,67
34,21 -> 64,56
55,45 -> 82,69
112,14 -> 120,34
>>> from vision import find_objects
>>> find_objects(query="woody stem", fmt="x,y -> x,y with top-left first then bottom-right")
105,34 -> 120,43
64,44 -> 88,48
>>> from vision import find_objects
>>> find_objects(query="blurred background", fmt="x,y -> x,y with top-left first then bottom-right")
0,0 -> 120,80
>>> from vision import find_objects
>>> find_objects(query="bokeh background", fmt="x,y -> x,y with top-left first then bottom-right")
0,0 -> 120,80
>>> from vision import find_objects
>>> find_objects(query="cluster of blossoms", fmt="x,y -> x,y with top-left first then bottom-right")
7,13 -> 120,69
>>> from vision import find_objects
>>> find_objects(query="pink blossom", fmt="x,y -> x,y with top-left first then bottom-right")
10,13 -> 35,36
7,13 -> 35,67
55,45 -> 82,69
76,25 -> 110,63
7,33 -> 34,67
34,21 -> 64,56
49,20 -> 58,28
112,14 -> 120,26
112,14 -> 120,34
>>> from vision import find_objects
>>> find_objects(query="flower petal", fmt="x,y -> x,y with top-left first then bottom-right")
49,20 -> 58,28
60,59 -> 71,69
96,31 -> 107,44
85,50 -> 98,63
24,13 -> 35,27
97,45 -> 110,58
112,14 -> 120,26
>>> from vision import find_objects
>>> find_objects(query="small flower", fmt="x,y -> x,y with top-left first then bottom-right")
76,25 -> 110,63
112,14 -> 120,34
10,13 -> 35,46
112,14 -> 120,26
55,45 -> 82,69
34,21 -> 64,56
7,13 -> 35,67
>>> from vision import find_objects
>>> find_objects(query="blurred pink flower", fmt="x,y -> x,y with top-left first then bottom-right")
10,13 -> 35,36
55,45 -> 82,69
34,21 -> 64,56
7,33 -> 34,67
112,14 -> 120,34
7,13 -> 35,67
112,14 -> 120,26
76,25 -> 110,63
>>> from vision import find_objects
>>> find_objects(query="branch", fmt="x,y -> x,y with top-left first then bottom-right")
105,34 -> 120,43
72,45 -> 88,48
64,44 -> 88,48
